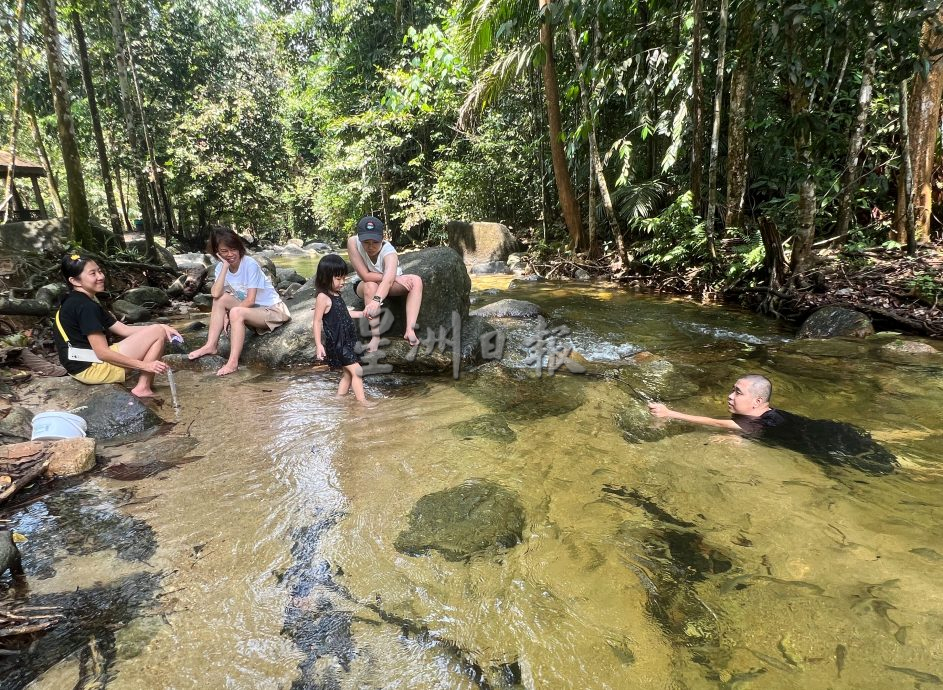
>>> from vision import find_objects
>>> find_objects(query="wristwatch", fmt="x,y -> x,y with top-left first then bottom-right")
372,295 -> 383,303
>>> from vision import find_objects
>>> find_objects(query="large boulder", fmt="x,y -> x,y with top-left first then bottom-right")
173,252 -> 214,271
120,286 -> 170,309
73,387 -> 164,440
797,306 -> 874,339
34,283 -> 67,308
446,221 -> 517,267
238,247 -> 479,372
0,218 -> 69,253
111,299 -> 151,323
276,267 -> 306,285
394,479 -> 526,561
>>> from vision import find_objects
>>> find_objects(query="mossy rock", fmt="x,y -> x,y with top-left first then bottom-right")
456,365 -> 585,420
395,479 -> 526,561
450,414 -> 516,442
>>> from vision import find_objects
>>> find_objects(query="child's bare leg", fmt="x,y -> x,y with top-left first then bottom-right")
345,363 -> 366,402
337,368 -> 352,397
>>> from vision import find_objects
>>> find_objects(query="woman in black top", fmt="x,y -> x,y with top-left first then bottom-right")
54,253 -> 181,398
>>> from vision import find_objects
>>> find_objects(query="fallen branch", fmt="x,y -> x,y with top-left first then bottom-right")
0,458 -> 51,504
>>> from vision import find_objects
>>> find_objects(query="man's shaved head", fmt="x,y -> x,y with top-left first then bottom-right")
741,374 -> 772,403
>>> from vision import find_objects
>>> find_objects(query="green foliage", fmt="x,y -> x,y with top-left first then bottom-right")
633,192 -> 710,270
907,272 -> 942,305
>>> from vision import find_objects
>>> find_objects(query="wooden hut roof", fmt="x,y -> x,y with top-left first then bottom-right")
0,151 -> 45,178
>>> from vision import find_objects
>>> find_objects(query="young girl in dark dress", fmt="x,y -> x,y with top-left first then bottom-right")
312,254 -> 369,403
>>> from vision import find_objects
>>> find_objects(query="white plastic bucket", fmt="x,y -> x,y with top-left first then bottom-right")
31,411 -> 87,441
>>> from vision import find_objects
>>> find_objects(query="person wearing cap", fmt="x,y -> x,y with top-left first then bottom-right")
346,216 -> 423,349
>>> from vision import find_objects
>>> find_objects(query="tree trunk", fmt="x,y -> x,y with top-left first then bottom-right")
899,78 -> 917,254
566,23 -> 628,266
71,10 -> 123,242
121,6 -> 176,239
3,0 -> 26,224
27,108 -> 65,216
30,177 -> 47,217
539,0 -> 584,250
704,0 -> 729,258
109,0 -> 156,252
724,3 -> 754,230
789,136 -> 816,279
112,157 -> 133,232
689,0 -> 706,212
38,0 -> 94,247
893,7 -> 943,245
835,34 -> 876,242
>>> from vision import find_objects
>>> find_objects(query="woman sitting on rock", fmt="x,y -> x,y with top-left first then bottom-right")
54,253 -> 180,398
346,215 -> 423,350
187,227 -> 291,375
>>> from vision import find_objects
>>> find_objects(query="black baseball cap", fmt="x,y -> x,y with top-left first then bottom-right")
357,216 -> 384,242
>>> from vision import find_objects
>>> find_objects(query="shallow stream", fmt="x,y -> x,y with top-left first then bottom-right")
3,277 -> 942,689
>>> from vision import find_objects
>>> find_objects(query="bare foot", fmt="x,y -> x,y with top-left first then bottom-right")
188,344 -> 217,361
130,386 -> 160,399
404,328 -> 420,347
366,336 -> 381,353
216,362 -> 238,376
358,399 -> 378,408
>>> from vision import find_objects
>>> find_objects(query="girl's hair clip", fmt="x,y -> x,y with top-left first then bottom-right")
70,253 -> 81,260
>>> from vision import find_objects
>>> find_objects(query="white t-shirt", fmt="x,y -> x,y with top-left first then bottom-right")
214,255 -> 281,306
355,238 -> 402,276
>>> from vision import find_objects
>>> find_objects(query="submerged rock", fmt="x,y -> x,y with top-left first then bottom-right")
395,479 -> 526,561
606,486 -> 730,647
450,414 -> 517,442
797,306 -> 874,339
0,571 -> 162,687
456,365 -> 585,420
74,387 -> 163,441
616,400 -> 694,444
613,355 -> 702,402
162,353 -> 227,372
471,298 -> 543,319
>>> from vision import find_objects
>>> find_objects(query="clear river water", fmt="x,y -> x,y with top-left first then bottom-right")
2,271 -> 942,689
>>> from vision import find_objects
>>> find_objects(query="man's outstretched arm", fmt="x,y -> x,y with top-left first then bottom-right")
648,402 -> 741,430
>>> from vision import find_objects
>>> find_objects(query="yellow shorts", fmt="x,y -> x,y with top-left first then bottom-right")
72,344 -> 126,385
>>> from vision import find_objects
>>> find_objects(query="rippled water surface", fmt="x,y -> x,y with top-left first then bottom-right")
3,280 -> 942,689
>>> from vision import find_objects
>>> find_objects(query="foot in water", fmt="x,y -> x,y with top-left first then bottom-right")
188,345 -> 217,361
216,362 -> 238,376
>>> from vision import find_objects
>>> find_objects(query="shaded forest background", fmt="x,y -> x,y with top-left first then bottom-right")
1,0 -> 941,301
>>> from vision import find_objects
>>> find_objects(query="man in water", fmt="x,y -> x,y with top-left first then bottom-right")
647,374 -> 782,434
647,374 -> 897,475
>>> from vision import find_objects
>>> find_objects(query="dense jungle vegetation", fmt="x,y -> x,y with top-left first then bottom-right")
1,0 -> 941,320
